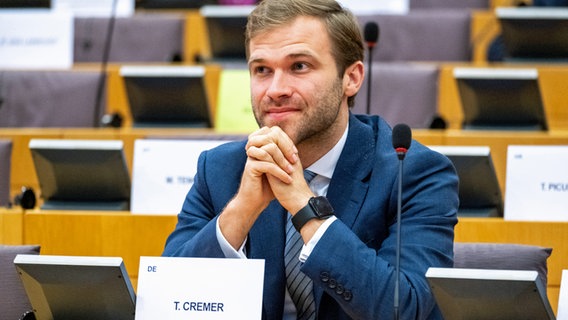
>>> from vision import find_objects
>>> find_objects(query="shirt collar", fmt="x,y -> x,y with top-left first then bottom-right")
305,123 -> 349,180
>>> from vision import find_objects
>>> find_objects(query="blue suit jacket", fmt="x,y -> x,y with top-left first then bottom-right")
163,113 -> 459,319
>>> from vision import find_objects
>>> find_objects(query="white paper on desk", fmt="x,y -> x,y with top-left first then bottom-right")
136,257 -> 264,320
558,270 -> 568,319
504,145 -> 568,221
52,0 -> 134,17
0,12 -> 73,69
131,139 -> 227,215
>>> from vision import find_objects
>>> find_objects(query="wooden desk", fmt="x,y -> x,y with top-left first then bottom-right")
2,128 -> 567,208
470,10 -> 501,63
23,210 -> 178,290
438,129 -> 568,195
0,208 -> 24,244
0,127 -> 215,202
106,63 -> 222,128
438,63 -> 568,131
21,211 -> 566,314
456,217 -> 568,314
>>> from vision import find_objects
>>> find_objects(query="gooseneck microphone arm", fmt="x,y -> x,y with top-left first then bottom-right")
93,0 -> 118,128
364,22 -> 379,115
391,123 -> 412,320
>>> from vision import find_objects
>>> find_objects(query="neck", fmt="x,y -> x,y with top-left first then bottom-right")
297,111 -> 349,168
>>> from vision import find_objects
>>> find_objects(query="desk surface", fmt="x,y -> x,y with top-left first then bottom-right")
12,211 -> 566,314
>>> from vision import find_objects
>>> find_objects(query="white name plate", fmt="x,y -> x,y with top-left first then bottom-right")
130,139 -> 227,214
135,257 -> 265,320
52,0 -> 134,17
505,145 -> 568,221
337,0 -> 409,15
0,12 -> 73,69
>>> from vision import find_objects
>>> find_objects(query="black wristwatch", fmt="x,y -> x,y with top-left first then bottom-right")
292,196 -> 335,232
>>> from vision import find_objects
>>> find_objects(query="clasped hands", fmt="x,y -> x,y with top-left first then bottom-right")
219,126 -> 316,249
242,126 -> 314,216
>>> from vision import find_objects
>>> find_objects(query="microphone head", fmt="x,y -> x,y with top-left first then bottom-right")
392,123 -> 412,159
364,22 -> 379,48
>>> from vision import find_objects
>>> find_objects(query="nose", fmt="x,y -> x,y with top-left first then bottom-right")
266,70 -> 292,101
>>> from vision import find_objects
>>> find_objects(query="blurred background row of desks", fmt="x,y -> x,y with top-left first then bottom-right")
2,127 -> 568,205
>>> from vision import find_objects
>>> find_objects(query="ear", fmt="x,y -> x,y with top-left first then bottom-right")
343,61 -> 365,98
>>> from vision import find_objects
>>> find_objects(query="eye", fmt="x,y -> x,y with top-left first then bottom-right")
292,62 -> 309,72
252,65 -> 272,76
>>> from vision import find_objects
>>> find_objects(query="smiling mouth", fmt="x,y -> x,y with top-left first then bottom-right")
265,108 -> 300,120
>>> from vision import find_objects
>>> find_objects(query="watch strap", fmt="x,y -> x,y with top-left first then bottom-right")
292,198 -> 317,232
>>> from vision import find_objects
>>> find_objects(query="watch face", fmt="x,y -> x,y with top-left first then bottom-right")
312,196 -> 334,217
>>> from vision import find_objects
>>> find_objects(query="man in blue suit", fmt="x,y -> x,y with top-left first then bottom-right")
163,0 -> 459,319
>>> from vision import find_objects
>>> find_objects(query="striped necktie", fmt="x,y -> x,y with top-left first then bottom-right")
284,170 -> 317,320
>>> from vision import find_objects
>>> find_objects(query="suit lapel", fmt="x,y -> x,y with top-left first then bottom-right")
326,113 -> 376,228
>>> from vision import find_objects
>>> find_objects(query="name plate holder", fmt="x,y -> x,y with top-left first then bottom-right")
136,257 -> 265,319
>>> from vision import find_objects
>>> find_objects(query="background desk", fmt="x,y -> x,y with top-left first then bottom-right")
21,210 -> 177,290
0,208 -> 24,244
438,63 -> 568,131
2,128 -> 567,208
10,211 -> 566,315
456,217 -> 568,315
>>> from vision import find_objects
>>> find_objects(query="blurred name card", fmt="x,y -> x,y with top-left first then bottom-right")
136,257 -> 264,320
131,139 -> 227,214
52,0 -> 134,17
505,145 -> 568,221
337,0 -> 409,15
0,12 -> 73,69
558,270 -> 568,320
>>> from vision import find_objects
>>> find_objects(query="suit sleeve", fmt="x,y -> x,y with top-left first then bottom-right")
302,146 -> 459,319
163,141 -> 247,258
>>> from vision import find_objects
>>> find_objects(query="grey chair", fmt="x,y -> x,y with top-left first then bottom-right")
0,139 -> 12,207
351,62 -> 440,129
453,242 -> 552,290
0,245 -> 40,320
74,14 -> 184,63
409,0 -> 489,10
0,70 -> 105,128
358,10 -> 472,62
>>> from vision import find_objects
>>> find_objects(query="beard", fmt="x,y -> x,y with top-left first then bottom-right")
252,77 -> 344,146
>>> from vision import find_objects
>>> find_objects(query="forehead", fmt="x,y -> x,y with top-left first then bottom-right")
248,16 -> 333,62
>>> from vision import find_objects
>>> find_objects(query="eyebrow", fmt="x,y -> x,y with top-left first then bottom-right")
249,50 -> 319,66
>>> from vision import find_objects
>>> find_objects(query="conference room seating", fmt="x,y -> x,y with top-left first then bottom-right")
74,14 -> 185,63
0,70 -> 105,128
0,139 -> 12,207
0,245 -> 40,320
409,0 -> 489,10
351,62 -> 440,128
357,10 -> 472,62
454,242 -> 552,290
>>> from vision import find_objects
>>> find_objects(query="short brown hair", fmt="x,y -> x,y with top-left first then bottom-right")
245,0 -> 364,107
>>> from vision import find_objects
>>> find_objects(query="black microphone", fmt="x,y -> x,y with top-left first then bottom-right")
364,22 -> 379,49
364,22 -> 379,115
392,123 -> 412,160
94,0 -> 119,128
391,123 -> 412,320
